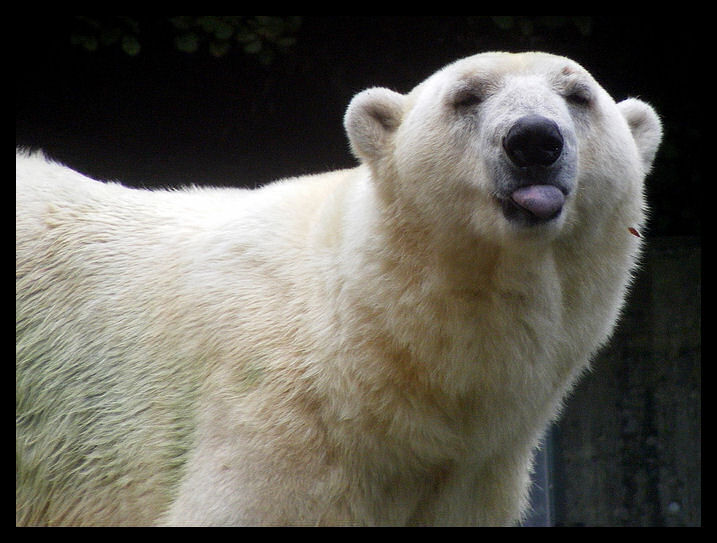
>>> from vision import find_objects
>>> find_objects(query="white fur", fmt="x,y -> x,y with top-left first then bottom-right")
16,52 -> 661,526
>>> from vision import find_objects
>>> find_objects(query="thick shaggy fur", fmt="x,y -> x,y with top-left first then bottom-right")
16,52 -> 661,526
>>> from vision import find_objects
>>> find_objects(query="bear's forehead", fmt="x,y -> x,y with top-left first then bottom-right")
451,52 -> 585,82
409,52 -> 593,101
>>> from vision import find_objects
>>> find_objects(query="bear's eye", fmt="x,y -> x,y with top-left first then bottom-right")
564,85 -> 592,106
453,92 -> 483,109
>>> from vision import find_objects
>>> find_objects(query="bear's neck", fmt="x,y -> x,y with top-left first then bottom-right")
327,168 -> 564,392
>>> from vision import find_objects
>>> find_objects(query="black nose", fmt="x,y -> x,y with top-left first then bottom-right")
503,115 -> 564,167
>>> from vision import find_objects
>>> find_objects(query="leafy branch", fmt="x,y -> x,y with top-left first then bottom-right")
70,16 -> 302,62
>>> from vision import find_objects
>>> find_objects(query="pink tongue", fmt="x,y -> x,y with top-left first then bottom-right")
511,185 -> 565,220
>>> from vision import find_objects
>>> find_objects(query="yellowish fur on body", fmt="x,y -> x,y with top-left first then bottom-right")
16,52 -> 661,526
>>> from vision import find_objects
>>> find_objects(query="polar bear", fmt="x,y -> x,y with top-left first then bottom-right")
16,52 -> 661,526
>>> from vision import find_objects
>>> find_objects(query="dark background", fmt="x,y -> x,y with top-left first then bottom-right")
16,16 -> 701,526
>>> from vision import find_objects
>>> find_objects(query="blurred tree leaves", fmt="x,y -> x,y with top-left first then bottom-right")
70,16 -> 302,62
489,16 -> 592,37
170,16 -> 301,62
71,16 -> 142,55
68,16 -> 593,61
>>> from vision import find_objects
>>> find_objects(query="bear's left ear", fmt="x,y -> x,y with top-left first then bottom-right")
617,98 -> 663,173
344,87 -> 405,164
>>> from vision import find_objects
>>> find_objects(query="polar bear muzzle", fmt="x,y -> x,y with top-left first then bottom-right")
502,114 -> 567,221
497,113 -> 575,225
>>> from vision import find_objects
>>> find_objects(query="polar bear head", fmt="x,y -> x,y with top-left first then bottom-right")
344,52 -> 661,244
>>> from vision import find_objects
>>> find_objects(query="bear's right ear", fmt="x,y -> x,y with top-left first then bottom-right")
344,87 -> 405,164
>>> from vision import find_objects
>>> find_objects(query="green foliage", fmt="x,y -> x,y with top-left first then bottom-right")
170,16 -> 302,62
70,16 -> 302,62
71,16 -> 142,56
489,16 -> 593,37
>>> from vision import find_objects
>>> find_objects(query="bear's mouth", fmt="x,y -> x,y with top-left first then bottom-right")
500,184 -> 567,225
511,184 -> 565,219
495,112 -> 575,226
